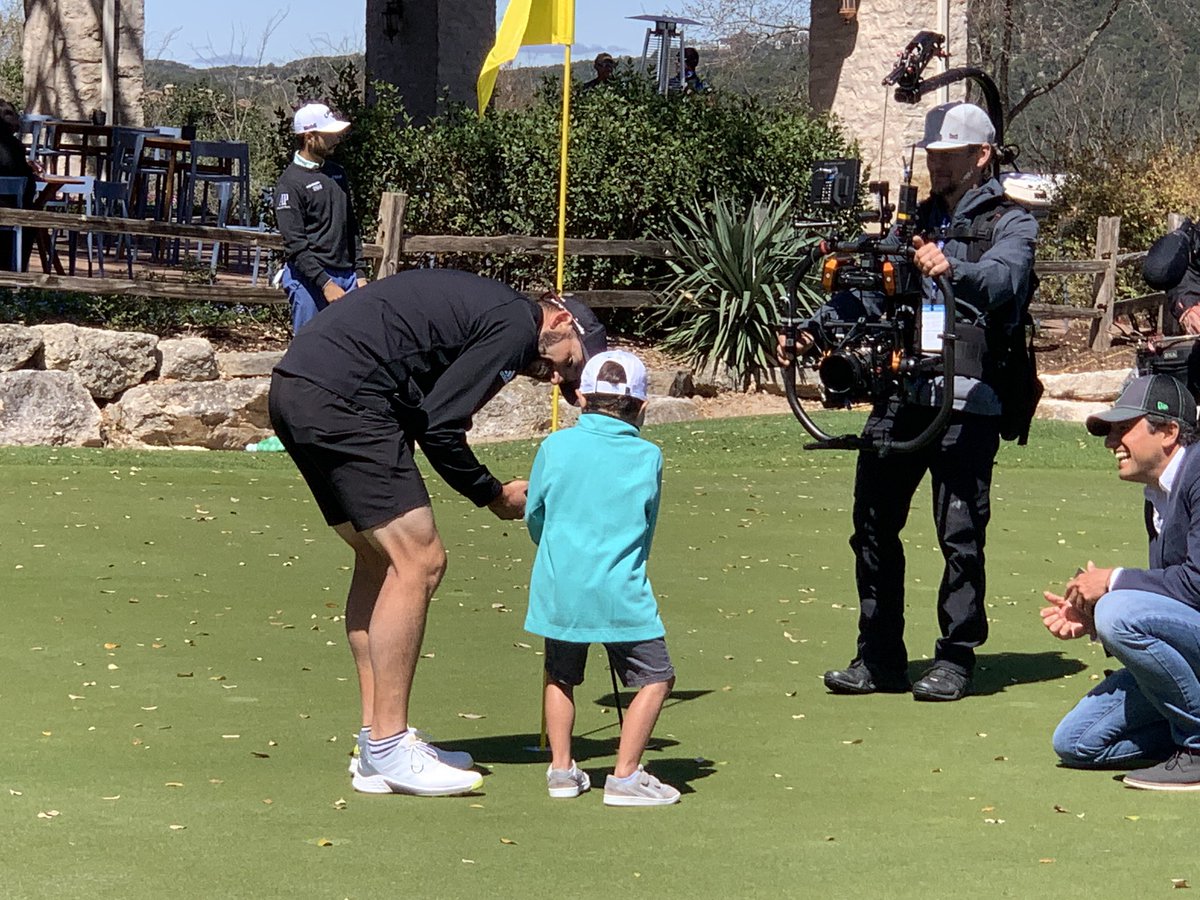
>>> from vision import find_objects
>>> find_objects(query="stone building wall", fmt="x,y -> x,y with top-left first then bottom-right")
809,0 -> 968,195
23,0 -> 144,125
366,0 -> 495,124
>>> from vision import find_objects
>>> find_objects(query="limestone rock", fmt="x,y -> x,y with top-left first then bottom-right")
217,351 -> 284,379
554,395 -> 700,429
470,377 -> 555,442
1039,369 -> 1133,403
34,323 -> 157,400
0,370 -> 102,446
1034,398 -> 1111,425
103,378 -> 272,450
0,323 -> 42,371
156,338 -> 218,382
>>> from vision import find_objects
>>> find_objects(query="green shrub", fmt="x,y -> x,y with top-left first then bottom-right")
651,193 -> 822,388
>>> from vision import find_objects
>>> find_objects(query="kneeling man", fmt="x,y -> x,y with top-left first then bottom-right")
1043,374 -> 1200,789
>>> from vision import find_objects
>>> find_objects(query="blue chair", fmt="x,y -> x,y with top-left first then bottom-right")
0,175 -> 27,270
94,180 -> 134,278
178,140 -> 250,228
44,174 -> 97,276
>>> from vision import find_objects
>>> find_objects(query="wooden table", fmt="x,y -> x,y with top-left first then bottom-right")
141,135 -> 191,219
47,121 -> 113,177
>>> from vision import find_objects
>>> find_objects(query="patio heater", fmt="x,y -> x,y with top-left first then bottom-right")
628,14 -> 701,95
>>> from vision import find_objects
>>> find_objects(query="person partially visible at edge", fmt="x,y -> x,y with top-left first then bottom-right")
779,101 -> 1039,702
580,52 -> 617,91
1044,374 -> 1200,791
0,100 -> 38,271
269,269 -> 606,797
683,47 -> 708,93
274,102 -> 368,336
524,350 -> 681,807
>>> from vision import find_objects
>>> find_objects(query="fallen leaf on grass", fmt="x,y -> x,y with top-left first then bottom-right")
1172,879 -> 1190,889
165,782 -> 183,788
1039,859 -> 1056,865
333,798 -> 347,810
316,838 -> 333,847
1125,815 -> 1140,821
841,739 -> 863,745
458,713 -> 485,720
102,795 -> 120,801
251,752 -> 270,759
37,810 -> 60,819
1053,805 -> 1070,814
500,837 -> 517,845
169,824 -> 186,831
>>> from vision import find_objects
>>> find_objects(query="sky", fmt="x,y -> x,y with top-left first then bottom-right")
144,1 -> 684,67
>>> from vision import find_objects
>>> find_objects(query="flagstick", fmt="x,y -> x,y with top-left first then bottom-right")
549,43 -> 572,435
535,44 -> 574,755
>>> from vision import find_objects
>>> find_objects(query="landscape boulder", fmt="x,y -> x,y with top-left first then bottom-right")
103,378 -> 272,450
0,324 -> 42,372
156,337 -> 219,382
34,323 -> 157,400
0,370 -> 102,446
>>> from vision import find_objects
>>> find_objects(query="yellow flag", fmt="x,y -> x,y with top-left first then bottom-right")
477,0 -> 576,115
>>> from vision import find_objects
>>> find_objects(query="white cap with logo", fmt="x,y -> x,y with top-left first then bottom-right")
293,102 -> 350,135
916,102 -> 995,150
579,349 -> 648,401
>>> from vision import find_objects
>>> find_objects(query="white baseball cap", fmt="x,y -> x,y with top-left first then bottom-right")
579,349 -> 648,401
916,102 -> 995,150
293,102 -> 350,135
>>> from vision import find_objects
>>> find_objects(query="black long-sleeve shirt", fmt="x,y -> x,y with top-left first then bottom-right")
274,158 -> 367,288
274,269 -> 543,506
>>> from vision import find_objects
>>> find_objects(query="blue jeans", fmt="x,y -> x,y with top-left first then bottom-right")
282,265 -> 359,335
1053,590 -> 1200,766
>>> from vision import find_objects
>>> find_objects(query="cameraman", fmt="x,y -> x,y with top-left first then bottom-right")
1144,219 -> 1200,334
782,102 -> 1039,701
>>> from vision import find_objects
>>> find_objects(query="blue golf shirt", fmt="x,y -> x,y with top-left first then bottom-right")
524,412 -> 665,643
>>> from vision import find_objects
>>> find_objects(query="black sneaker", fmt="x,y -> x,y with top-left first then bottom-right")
823,660 -> 910,695
1123,750 -> 1200,791
911,664 -> 972,701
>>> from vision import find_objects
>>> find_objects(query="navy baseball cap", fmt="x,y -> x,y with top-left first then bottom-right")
1086,374 -> 1197,436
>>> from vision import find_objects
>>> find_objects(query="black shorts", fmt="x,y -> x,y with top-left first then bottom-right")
544,637 -> 675,688
268,372 -> 430,531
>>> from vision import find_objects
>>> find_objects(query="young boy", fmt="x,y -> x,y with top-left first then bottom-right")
524,349 -> 680,806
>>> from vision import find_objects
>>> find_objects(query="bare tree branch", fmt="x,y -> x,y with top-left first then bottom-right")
1005,0 -> 1127,123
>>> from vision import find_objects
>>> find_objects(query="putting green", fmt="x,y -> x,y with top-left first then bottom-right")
1,415 -> 1182,899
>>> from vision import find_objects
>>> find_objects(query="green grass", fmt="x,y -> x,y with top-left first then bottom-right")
1,413 -> 1183,899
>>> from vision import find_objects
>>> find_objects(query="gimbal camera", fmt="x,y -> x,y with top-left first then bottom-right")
778,31 -> 1009,456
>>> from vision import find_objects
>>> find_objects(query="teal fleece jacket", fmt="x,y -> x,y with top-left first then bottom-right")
524,412 -> 665,643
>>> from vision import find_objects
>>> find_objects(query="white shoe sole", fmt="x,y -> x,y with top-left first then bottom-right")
372,773 -> 484,797
603,792 -> 680,807
547,773 -> 591,799
1123,777 -> 1200,791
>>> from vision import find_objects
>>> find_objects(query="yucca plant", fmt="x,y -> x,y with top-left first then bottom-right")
653,193 -> 823,390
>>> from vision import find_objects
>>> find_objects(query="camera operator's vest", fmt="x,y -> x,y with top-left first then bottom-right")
930,196 -> 1043,445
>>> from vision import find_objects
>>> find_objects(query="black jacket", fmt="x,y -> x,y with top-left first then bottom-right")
274,158 -> 367,288
275,269 -> 543,506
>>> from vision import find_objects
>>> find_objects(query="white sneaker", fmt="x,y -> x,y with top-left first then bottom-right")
350,729 -> 475,793
546,762 -> 591,799
357,734 -> 482,797
603,765 -> 680,807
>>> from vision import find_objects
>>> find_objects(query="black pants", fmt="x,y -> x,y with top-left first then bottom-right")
849,401 -> 1001,675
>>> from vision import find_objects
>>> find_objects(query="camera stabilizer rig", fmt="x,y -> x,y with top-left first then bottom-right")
780,172 -> 958,455
778,30 -> 1009,455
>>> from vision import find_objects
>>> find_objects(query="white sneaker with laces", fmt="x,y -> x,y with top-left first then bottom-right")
357,733 -> 482,797
603,765 -> 680,807
546,762 -> 591,799
350,729 -> 475,793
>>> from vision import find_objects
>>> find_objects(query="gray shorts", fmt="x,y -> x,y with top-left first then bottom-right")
544,637 -> 675,688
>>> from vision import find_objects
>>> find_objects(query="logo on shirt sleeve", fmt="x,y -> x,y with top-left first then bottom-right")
276,192 -> 290,210
499,369 -> 516,384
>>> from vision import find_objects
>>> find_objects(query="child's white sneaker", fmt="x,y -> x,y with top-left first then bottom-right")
603,765 -> 680,806
350,729 -> 475,793
356,734 -> 482,797
546,762 -> 591,798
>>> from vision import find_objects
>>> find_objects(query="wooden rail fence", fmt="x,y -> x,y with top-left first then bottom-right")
0,192 -> 1182,349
